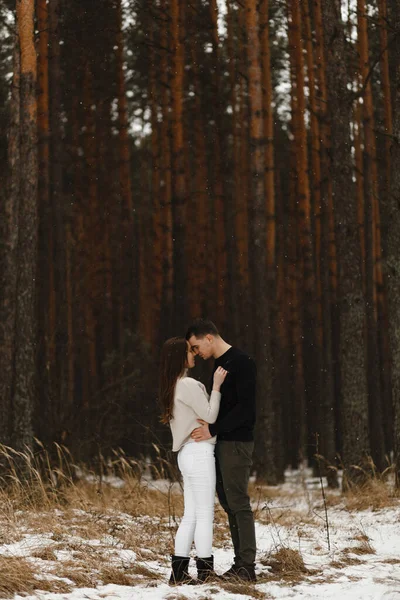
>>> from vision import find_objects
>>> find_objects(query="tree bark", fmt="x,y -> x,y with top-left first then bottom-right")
0,33 -> 20,448
13,0 -> 38,450
208,0 -> 227,327
116,0 -> 134,342
314,0 -> 337,484
357,0 -> 386,470
322,0 -> 370,485
289,0 -> 321,463
384,0 -> 400,485
245,0 -> 277,483
170,0 -> 187,328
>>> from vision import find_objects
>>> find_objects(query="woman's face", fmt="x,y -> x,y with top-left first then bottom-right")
186,341 -> 195,369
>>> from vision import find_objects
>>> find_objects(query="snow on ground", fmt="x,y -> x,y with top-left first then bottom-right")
1,468 -> 399,600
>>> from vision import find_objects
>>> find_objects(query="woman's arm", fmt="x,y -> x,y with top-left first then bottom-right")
179,378 -> 221,424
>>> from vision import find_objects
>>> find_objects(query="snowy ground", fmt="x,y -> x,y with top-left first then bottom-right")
0,468 -> 399,600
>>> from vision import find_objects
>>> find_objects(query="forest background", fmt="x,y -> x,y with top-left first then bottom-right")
1,0 -> 400,490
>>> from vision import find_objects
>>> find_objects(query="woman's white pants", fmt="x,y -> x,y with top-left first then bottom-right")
175,441 -> 216,558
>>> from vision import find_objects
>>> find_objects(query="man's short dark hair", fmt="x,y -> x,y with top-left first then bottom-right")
186,319 -> 219,340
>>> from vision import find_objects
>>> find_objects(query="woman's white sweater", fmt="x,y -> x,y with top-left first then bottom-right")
170,375 -> 221,452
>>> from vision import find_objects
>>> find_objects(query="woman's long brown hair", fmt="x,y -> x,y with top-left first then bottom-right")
159,337 -> 188,423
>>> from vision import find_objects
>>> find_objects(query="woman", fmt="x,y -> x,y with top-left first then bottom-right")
159,337 -> 227,585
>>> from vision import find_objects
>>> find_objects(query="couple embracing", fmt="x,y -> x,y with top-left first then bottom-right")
159,319 -> 257,585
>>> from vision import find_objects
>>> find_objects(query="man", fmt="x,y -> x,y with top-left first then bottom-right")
186,318 -> 257,582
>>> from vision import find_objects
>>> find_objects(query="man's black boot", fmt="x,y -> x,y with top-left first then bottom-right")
196,555 -> 215,583
220,563 -> 257,582
168,555 -> 197,585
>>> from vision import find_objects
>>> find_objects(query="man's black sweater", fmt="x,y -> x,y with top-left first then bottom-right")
208,347 -> 257,441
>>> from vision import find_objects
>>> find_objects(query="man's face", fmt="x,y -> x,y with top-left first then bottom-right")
188,335 -> 214,360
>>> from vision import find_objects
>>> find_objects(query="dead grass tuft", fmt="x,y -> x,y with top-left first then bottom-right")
31,547 -> 58,561
382,558 -> 400,564
0,556 -> 71,598
343,541 -> 376,555
330,557 -> 362,568
99,565 -> 134,585
128,563 -> 163,579
262,547 -> 307,575
30,578 -> 72,594
341,478 -> 398,511
219,581 -> 270,599
58,567 -> 97,587
260,547 -> 312,585
0,557 -> 42,598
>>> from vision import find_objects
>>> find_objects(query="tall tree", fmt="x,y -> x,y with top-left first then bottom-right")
208,0 -> 227,327
37,0 -> 55,383
0,30 -> 20,448
159,0 -> 174,337
245,0 -> 279,483
357,0 -> 386,469
314,0 -> 337,483
116,0 -> 134,343
229,1 -> 250,345
170,0 -> 187,327
322,0 -> 370,485
13,0 -> 38,450
289,0 -> 321,462
49,0 -> 65,411
385,0 -> 400,485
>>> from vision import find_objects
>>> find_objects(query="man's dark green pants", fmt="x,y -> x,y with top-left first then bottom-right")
215,440 -> 256,567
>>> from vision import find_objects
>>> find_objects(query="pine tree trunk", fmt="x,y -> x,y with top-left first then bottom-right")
49,0 -> 66,421
259,0 -> 283,480
235,4 -> 251,346
287,60 -> 306,466
171,0 -> 187,328
377,0 -> 394,460
37,0 -> 56,394
82,64 -> 98,407
314,0 -> 337,484
227,0 -> 246,343
0,35 -> 20,448
377,0 -> 393,198
357,0 -> 386,470
244,0 -> 277,483
384,0 -> 400,486
148,19 -> 163,346
289,0 -> 321,463
208,0 -> 227,327
159,0 -> 174,338
116,0 -> 134,342
189,26 -> 210,318
322,0 -> 370,485
13,0 -> 38,450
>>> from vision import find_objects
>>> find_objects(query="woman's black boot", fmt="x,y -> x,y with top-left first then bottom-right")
169,555 -> 197,585
196,555 -> 215,583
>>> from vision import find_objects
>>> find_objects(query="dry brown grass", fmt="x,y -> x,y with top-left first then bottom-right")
343,542 -> 376,555
340,478 -> 398,511
31,547 -> 58,561
382,558 -> 400,564
260,547 -> 311,584
0,557 -> 41,598
58,567 -> 98,587
1,443 -> 399,597
99,565 -> 134,585
342,529 -> 376,556
219,581 -> 271,599
330,557 -> 362,568
0,557 -> 72,598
